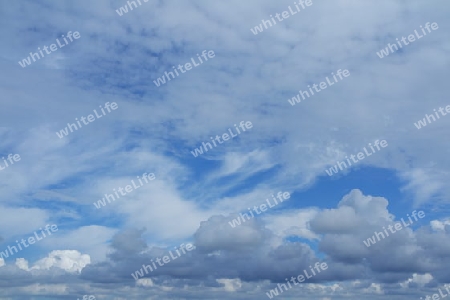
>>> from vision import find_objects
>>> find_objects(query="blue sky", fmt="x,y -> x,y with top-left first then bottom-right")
0,0 -> 450,299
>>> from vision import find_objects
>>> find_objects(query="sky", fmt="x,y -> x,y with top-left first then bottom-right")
0,0 -> 450,299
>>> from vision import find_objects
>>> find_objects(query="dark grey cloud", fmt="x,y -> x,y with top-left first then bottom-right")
1,189 -> 450,299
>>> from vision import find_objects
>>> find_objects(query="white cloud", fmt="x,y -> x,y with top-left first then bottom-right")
400,273 -> 433,288
430,220 -> 450,232
30,250 -> 90,273
216,278 -> 242,292
15,258 -> 29,271
136,278 -> 154,287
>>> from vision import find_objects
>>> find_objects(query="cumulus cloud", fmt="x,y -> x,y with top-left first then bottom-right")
30,250 -> 90,273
